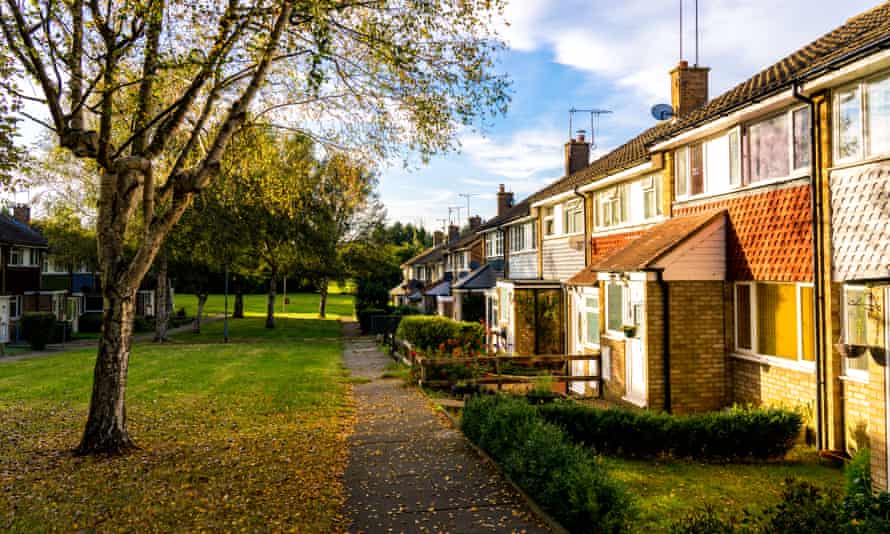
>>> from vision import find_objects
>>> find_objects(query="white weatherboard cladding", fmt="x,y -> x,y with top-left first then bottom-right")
542,236 -> 585,281
509,250 -> 539,279
652,217 -> 727,281
830,161 -> 890,281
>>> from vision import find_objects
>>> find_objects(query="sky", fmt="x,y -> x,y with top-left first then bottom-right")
378,0 -> 878,228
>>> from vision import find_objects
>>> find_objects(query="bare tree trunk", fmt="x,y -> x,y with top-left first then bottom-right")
76,284 -> 137,455
233,278 -> 244,319
266,275 -> 276,329
194,293 -> 208,333
154,253 -> 169,342
319,278 -> 328,318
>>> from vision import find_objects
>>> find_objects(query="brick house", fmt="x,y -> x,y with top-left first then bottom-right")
390,238 -> 446,312
0,205 -> 48,341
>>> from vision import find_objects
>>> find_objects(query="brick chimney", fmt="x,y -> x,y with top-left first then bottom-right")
448,224 -> 459,243
496,184 -> 514,217
433,230 -> 445,246
670,60 -> 709,118
564,130 -> 590,177
12,204 -> 30,224
468,215 -> 482,230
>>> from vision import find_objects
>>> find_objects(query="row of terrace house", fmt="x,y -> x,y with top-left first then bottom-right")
391,2 -> 890,490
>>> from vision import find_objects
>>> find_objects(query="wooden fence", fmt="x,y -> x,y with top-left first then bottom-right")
415,352 -> 603,398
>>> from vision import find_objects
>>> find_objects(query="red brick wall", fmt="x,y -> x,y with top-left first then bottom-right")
674,182 -> 812,282
590,230 -> 644,264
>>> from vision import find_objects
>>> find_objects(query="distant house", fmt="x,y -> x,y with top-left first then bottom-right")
0,205 -> 48,341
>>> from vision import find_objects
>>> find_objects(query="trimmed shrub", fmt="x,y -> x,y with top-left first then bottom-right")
395,315 -> 484,355
538,402 -> 803,461
462,395 -> 635,533
79,312 -> 103,333
21,312 -> 56,350
133,316 -> 154,333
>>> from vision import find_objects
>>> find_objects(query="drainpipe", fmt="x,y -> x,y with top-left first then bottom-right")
655,269 -> 672,414
793,81 -> 826,451
570,187 -> 589,357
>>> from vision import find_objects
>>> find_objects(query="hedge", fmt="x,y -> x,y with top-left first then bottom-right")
21,312 -> 56,350
357,307 -> 386,334
462,395 -> 635,533
395,315 -> 484,355
538,402 -> 803,461
79,312 -> 103,333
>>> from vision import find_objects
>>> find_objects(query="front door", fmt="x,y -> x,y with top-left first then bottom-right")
571,292 -> 586,394
624,282 -> 646,405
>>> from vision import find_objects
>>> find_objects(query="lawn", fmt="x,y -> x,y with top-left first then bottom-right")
175,292 -> 355,320
0,315 -> 355,532
606,449 -> 844,532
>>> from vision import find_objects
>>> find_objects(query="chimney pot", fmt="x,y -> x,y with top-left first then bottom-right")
565,134 -> 591,177
496,185 -> 514,217
575,130 -> 586,142
448,224 -> 460,244
670,61 -> 709,118
12,204 -> 30,224
469,215 -> 482,230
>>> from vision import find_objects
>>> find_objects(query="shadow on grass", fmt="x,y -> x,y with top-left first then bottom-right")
168,316 -> 344,345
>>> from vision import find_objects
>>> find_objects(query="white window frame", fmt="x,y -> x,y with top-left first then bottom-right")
582,288 -> 600,349
9,295 -> 21,319
842,285 -> 870,381
641,174 -> 661,221
747,107 -> 810,185
543,206 -> 555,237
604,281 -> 629,337
563,199 -> 584,236
8,247 -> 22,266
485,232 -> 503,258
833,72 -> 890,165
732,281 -> 816,368
676,127 -> 743,200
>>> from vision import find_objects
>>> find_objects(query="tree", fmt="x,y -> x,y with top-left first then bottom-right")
1,0 -> 509,454
34,211 -> 98,291
0,41 -> 22,185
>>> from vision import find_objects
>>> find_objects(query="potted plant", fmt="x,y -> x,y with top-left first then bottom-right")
622,324 -> 637,338
834,342 -> 868,359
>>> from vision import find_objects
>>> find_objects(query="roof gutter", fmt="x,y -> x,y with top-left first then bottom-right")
573,186 -> 589,263
577,161 -> 655,193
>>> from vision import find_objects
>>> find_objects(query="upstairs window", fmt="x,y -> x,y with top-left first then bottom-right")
748,108 -> 809,183
9,247 -> 22,266
543,207 -> 555,236
595,184 -> 628,229
564,199 -> 584,234
8,247 -> 36,266
485,232 -> 503,258
835,73 -> 890,163
642,175 -> 663,220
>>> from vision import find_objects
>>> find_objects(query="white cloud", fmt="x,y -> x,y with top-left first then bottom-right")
459,126 -> 566,179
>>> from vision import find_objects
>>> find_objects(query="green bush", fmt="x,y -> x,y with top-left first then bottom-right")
133,316 -> 154,333
395,315 -> 484,355
79,312 -> 103,333
538,402 -> 803,461
357,307 -> 386,334
21,312 -> 56,350
462,396 -> 635,533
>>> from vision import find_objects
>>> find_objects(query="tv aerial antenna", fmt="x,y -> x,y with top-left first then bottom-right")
568,107 -> 612,149
458,193 -> 478,218
447,206 -> 463,225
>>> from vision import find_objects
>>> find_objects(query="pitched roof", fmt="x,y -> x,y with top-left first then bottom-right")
477,198 -> 532,231
423,278 -> 451,297
567,210 -> 725,283
401,243 -> 444,267
452,263 -> 501,290
530,1 -> 890,204
0,215 -> 48,247
446,230 -> 482,251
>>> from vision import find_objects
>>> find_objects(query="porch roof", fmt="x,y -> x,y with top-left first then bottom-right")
423,279 -> 451,297
567,210 -> 726,284
453,263 -> 501,291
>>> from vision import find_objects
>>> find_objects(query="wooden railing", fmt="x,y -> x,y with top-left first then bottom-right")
415,352 -> 603,398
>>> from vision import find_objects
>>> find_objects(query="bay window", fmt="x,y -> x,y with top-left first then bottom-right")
834,73 -> 890,162
509,222 -> 536,252
734,282 -> 815,364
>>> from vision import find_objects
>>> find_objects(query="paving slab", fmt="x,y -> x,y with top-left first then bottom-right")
341,327 -> 550,534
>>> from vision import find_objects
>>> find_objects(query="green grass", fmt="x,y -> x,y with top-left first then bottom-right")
0,316 -> 354,532
606,449 -> 844,532
175,292 -> 355,320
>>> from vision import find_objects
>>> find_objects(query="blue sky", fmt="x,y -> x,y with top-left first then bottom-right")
379,0 -> 878,227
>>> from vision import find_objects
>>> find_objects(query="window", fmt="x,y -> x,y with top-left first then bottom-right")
485,231 -> 503,257
833,73 -> 890,163
642,175 -> 662,220
676,134 -> 739,197
734,282 -> 815,364
749,114 -> 790,182
792,108 -> 812,171
509,223 -> 536,253
9,247 -> 22,266
584,294 -> 600,346
595,185 -> 627,229
836,85 -> 862,161
9,295 -> 21,319
543,207 -> 555,236
606,282 -> 625,333
843,285 -> 869,375
564,199 -> 584,234
498,287 -> 511,324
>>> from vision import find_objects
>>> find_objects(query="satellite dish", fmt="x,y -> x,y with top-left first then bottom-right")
651,103 -> 674,121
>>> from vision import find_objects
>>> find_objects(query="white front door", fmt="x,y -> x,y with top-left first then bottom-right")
571,292 -> 586,394
624,282 -> 646,405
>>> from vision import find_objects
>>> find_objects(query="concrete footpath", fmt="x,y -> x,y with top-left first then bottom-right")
341,325 -> 550,533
